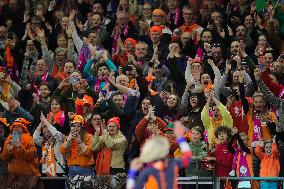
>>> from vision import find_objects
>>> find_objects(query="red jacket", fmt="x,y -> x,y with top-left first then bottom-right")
261,70 -> 284,99
227,101 -> 249,134
209,142 -> 233,177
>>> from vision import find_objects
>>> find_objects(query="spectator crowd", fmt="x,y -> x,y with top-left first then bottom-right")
0,0 -> 284,188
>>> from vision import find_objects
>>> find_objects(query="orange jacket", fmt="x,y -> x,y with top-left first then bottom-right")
135,117 -> 166,144
255,143 -> 280,177
247,109 -> 277,145
0,133 -> 40,176
60,133 -> 94,167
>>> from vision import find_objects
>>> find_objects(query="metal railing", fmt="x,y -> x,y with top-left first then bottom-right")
178,176 -> 284,189
37,176 -> 284,189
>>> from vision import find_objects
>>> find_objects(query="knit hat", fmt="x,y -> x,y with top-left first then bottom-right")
0,118 -> 9,127
164,123 -> 175,131
152,9 -> 166,17
149,26 -> 162,36
124,38 -> 137,47
139,136 -> 170,163
107,117 -> 120,129
10,118 -> 31,133
71,115 -> 85,125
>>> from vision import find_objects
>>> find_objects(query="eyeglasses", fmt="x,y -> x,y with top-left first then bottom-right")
136,48 -> 146,51
212,43 -> 221,47
152,15 -> 163,18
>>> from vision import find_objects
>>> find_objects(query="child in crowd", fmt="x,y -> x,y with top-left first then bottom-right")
255,137 -> 280,189
229,128 -> 257,189
207,126 -> 233,177
185,126 -> 209,176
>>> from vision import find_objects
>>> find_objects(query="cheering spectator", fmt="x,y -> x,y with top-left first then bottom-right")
60,115 -> 95,188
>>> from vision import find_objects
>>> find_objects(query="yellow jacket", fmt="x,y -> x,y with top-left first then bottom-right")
201,102 -> 233,148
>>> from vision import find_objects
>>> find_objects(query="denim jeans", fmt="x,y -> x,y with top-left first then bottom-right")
68,166 -> 94,176
260,181 -> 278,189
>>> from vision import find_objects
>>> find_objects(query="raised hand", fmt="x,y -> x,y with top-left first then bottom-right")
49,0 -> 56,9
36,27 -> 45,38
232,127 -> 238,135
130,158 -> 143,170
40,112 -> 49,125
66,25 -> 74,38
254,68 -> 261,81
174,121 -> 185,138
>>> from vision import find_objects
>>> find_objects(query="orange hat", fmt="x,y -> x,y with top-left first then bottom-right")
82,95 -> 93,108
0,118 -> 9,127
107,117 -> 121,129
71,115 -> 85,125
152,9 -> 166,17
149,26 -> 162,36
124,38 -> 138,47
10,118 -> 31,133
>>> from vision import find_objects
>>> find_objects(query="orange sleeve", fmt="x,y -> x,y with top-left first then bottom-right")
0,143 -> 12,161
14,142 -> 37,162
81,134 -> 93,157
60,141 -> 71,155
272,143 -> 280,158
255,145 -> 264,160
156,117 -> 166,131
135,117 -> 149,143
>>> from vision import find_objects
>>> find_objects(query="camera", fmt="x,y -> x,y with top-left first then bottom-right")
69,77 -> 80,84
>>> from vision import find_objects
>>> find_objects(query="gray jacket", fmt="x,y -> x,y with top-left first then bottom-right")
33,123 -> 66,174
256,80 -> 284,130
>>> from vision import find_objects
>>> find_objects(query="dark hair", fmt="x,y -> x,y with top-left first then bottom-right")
39,82 -> 51,90
200,29 -> 212,38
191,126 -> 205,140
50,96 -> 63,108
242,13 -> 254,24
111,91 -> 124,99
214,126 -> 232,139
64,60 -> 76,68
91,12 -> 104,22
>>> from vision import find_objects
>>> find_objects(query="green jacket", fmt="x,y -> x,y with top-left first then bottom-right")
185,141 -> 210,176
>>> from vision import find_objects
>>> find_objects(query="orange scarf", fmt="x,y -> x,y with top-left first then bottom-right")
51,64 -> 63,78
70,140 -> 78,159
1,81 -> 10,101
6,133 -> 30,149
47,111 -> 65,127
5,45 -> 14,69
40,144 -> 57,177
95,148 -> 112,175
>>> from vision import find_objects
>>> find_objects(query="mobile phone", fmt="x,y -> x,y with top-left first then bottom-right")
101,90 -> 107,96
69,77 -> 79,84
11,131 -> 20,144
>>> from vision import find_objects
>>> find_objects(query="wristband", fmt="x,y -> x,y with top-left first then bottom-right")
177,137 -> 186,144
128,169 -> 138,179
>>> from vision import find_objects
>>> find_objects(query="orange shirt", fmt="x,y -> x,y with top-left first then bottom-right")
60,133 -> 94,167
0,133 -> 40,176
255,143 -> 280,177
